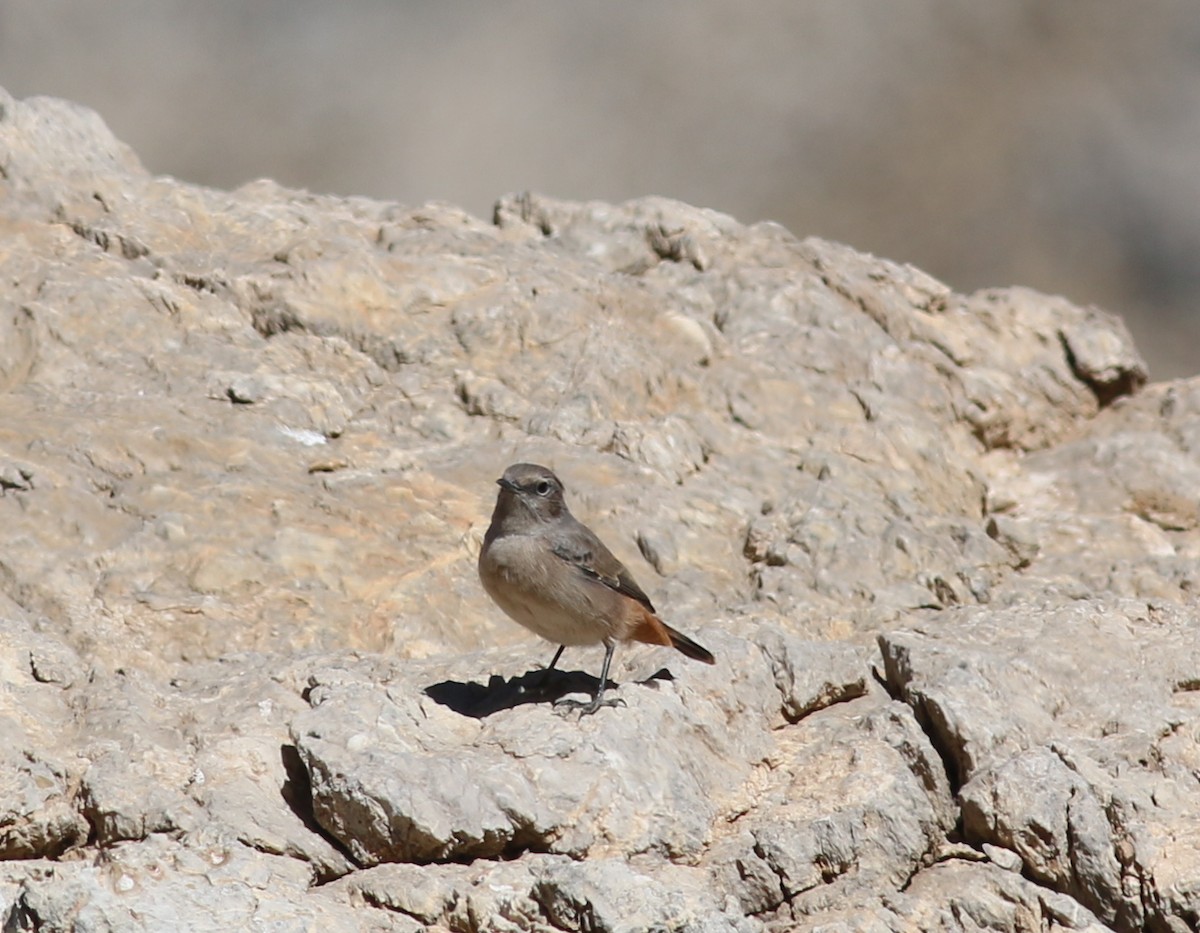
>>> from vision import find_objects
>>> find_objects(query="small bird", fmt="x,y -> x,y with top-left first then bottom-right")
478,462 -> 715,714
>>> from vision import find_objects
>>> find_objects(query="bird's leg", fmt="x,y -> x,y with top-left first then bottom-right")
587,641 -> 616,712
534,644 -> 565,689
556,641 -> 624,715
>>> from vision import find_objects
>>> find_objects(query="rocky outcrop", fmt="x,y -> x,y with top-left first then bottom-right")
2,86 -> 1196,931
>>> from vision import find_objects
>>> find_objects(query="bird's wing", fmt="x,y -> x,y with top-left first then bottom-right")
550,520 -> 656,614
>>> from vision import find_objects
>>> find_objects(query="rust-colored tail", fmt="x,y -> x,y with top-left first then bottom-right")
631,609 -> 715,664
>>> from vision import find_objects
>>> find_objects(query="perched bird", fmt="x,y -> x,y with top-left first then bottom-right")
477,462 -> 715,714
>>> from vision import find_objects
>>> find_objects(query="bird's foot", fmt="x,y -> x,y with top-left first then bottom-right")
553,693 -> 626,716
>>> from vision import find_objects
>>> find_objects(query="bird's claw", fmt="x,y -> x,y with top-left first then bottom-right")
553,694 -> 626,716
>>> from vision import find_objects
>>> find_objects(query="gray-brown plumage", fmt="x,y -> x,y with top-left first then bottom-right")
477,462 -> 715,714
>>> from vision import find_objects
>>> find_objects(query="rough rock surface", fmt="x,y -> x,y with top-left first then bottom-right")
0,85 -> 1195,931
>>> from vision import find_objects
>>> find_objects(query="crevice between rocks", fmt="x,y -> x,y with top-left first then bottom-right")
1058,329 -> 1146,409
874,637 -> 1151,931
279,742 -> 360,877
67,220 -> 151,262
874,634 -> 965,796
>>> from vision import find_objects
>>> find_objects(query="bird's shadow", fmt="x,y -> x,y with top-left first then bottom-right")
424,666 -> 676,719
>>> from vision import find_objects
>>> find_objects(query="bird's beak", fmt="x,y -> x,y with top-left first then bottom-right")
496,477 -> 519,492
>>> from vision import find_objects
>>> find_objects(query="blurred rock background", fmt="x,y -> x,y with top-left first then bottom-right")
3,0 -> 1196,379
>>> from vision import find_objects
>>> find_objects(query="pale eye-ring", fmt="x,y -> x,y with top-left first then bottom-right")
535,480 -> 552,496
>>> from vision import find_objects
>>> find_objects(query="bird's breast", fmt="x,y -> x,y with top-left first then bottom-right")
478,532 -> 627,646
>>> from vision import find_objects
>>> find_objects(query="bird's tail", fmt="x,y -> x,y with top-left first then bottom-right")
631,608 -> 715,664
664,623 -> 716,664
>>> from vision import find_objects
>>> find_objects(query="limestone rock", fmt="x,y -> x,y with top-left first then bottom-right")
0,84 -> 1195,931
2,836 -> 403,933
290,632 -> 778,865
881,601 -> 1200,930
330,855 -> 759,933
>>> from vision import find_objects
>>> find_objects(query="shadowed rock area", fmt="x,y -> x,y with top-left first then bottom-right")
0,87 -> 1195,931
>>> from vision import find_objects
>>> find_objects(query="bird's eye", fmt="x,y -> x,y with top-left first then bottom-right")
535,480 -> 552,496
